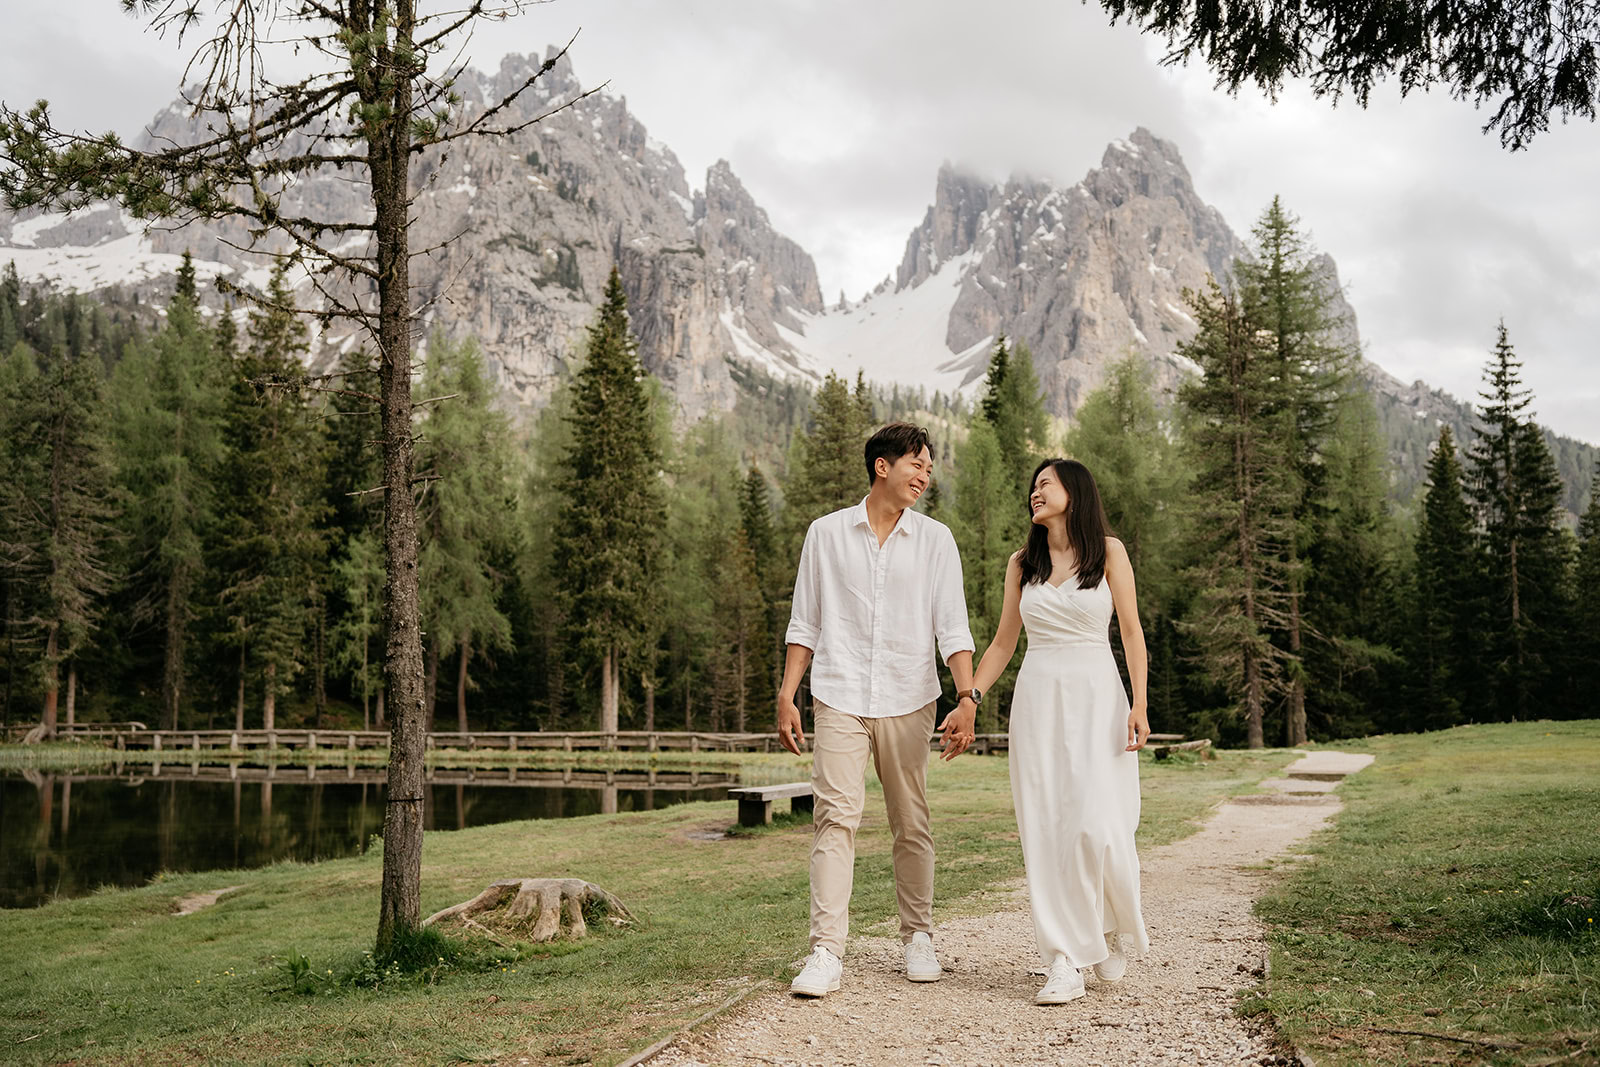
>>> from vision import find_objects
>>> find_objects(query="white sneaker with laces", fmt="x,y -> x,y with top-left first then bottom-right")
790,945 -> 842,997
1035,955 -> 1086,1005
904,931 -> 942,982
1093,933 -> 1128,983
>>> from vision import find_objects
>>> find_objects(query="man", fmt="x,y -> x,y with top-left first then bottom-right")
778,422 -> 979,997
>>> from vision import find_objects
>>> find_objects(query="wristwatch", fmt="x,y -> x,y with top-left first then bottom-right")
961,688 -> 982,706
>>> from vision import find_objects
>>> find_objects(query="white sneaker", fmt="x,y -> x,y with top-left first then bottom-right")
904,931 -> 942,982
790,946 -> 842,997
1035,956 -> 1086,1005
1093,933 -> 1127,983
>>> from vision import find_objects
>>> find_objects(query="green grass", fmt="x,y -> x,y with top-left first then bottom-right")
0,747 -> 1292,1066
1254,721 -> 1599,1065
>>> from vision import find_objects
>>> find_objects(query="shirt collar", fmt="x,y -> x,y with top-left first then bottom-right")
852,496 -> 914,537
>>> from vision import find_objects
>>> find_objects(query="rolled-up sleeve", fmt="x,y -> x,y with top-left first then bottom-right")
785,522 -> 822,650
932,528 -> 975,663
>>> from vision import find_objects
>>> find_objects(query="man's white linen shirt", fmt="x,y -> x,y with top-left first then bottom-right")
786,498 -> 975,719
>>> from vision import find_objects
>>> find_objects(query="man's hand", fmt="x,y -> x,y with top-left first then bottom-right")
777,694 -> 807,755
940,698 -> 977,761
1126,706 -> 1151,751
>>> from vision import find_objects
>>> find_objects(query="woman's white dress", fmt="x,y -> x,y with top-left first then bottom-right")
1008,574 -> 1150,968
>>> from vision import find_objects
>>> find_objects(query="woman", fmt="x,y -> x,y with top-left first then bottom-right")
967,458 -> 1151,1005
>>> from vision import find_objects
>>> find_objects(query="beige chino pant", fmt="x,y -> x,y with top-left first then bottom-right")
809,699 -> 937,957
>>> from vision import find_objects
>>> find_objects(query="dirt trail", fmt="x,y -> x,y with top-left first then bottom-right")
648,753 -> 1370,1067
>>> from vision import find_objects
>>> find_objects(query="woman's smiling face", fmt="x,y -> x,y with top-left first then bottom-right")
1029,465 -> 1069,524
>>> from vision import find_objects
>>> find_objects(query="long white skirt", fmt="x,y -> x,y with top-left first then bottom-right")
1008,639 -> 1150,968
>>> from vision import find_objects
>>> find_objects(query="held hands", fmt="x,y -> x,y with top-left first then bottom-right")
777,694 -> 807,755
1126,706 -> 1151,752
940,698 -> 977,761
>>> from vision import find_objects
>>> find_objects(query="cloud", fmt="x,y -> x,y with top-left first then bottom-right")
5,0 -> 1598,441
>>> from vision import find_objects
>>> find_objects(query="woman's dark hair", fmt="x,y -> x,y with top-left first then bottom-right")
1018,458 -> 1113,589
864,422 -> 932,484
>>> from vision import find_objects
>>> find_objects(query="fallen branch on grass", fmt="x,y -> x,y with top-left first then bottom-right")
1365,1027 -> 1524,1050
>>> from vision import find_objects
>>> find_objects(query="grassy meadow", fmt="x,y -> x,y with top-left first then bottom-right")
1254,721 -> 1599,1065
0,746 -> 1293,1065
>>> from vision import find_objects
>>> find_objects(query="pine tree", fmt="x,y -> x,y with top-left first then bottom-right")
552,268 -> 667,736
950,421 -> 1021,732
1465,323 -> 1568,719
1302,389 -> 1402,736
1574,479 -> 1600,702
1411,427 -> 1480,728
708,526 -> 771,733
0,337 -> 117,737
1064,354 -> 1185,604
1237,198 -> 1357,744
740,465 -> 784,692
785,371 -> 873,530
330,529 -> 385,730
1177,280 -> 1296,748
981,337 -> 1051,483
417,333 -> 515,732
111,254 -> 229,729
214,258 -> 328,731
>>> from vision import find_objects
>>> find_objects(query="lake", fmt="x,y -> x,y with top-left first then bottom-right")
0,762 -> 738,909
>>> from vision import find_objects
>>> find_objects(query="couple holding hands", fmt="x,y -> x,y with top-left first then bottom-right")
776,422 -> 1151,1006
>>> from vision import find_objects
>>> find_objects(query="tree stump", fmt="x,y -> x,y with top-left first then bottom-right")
422,878 -> 634,942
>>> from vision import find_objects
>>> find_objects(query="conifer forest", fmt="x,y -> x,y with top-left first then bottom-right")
1,203 -> 1595,750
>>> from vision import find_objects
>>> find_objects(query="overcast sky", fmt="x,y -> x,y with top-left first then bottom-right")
4,0 -> 1597,443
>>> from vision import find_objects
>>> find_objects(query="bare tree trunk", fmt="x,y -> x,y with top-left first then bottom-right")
735,640 -> 747,733
375,682 -> 386,729
373,0 -> 429,953
40,627 -> 59,739
361,634 -> 371,731
162,573 -> 187,731
683,670 -> 693,732
424,636 -> 439,734
1286,572 -> 1306,746
1244,648 -> 1265,749
456,636 -> 470,733
1509,536 -> 1523,719
314,597 -> 327,730
642,678 -> 655,733
263,661 -> 277,732
64,661 -> 76,726
600,646 -> 619,736
234,640 -> 246,732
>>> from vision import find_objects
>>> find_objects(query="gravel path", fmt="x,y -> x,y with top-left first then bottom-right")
650,773 -> 1357,1067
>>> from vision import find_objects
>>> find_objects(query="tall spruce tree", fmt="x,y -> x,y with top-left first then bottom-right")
1237,198 -> 1356,744
1064,354 -> 1184,604
1412,427 -> 1480,728
1465,323 -> 1569,719
785,371 -> 874,531
0,341 -> 116,737
1574,479 -> 1600,702
552,268 -> 667,736
417,334 -> 515,733
949,421 -> 1021,732
740,465 -> 785,693
1177,280 -> 1296,748
1302,389 -> 1401,736
214,260 -> 328,731
111,255 -> 228,730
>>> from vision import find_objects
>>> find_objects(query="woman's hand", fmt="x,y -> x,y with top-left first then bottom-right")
1125,706 -> 1151,752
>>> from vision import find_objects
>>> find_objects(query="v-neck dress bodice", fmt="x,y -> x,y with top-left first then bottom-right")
1008,574 -> 1149,968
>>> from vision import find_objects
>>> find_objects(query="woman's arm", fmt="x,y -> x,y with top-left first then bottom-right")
973,553 -> 1026,696
1105,538 -> 1151,751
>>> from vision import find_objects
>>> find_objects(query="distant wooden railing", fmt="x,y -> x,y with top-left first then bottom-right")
5,725 -> 1193,755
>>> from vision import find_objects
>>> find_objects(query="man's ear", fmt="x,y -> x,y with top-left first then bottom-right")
876,456 -> 891,481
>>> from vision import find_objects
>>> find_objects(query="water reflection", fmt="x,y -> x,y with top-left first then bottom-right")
0,764 -> 733,909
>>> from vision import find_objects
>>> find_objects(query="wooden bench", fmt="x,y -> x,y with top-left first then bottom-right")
730,782 -> 814,827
